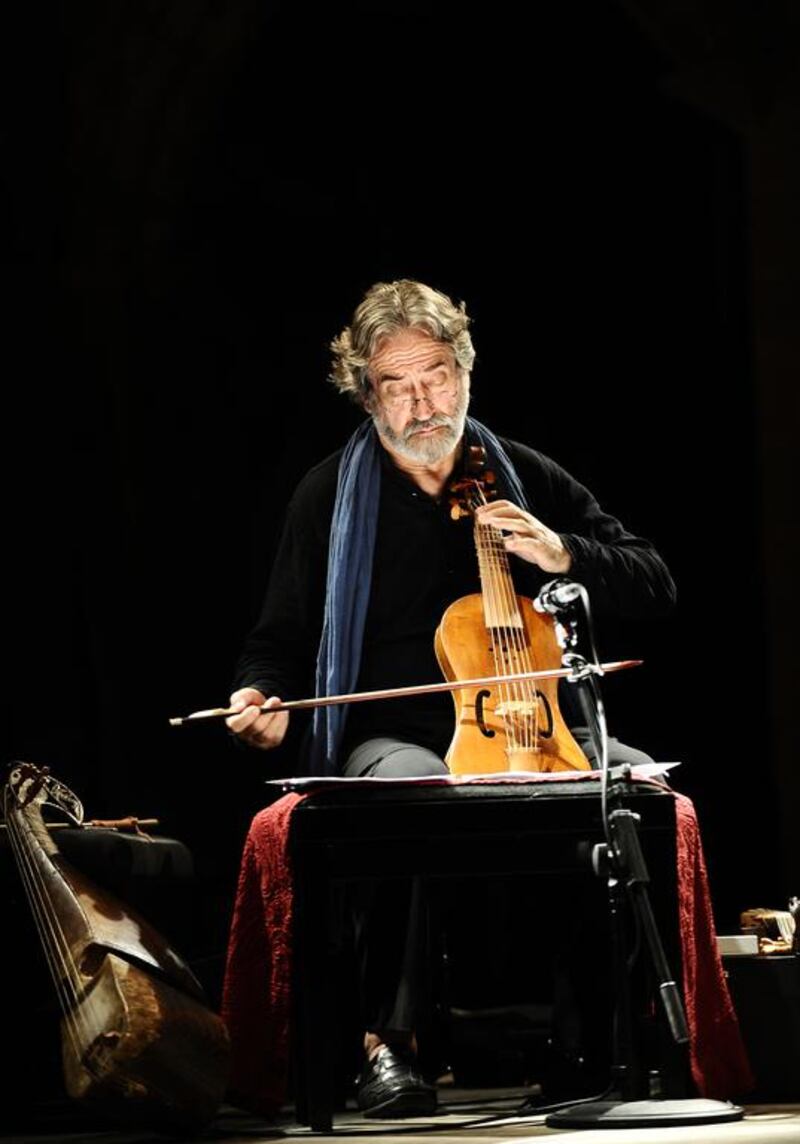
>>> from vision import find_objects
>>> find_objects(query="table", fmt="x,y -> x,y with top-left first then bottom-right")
288,776 -> 683,1129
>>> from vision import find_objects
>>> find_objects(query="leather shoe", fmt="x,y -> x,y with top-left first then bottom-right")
355,1045 -> 437,1118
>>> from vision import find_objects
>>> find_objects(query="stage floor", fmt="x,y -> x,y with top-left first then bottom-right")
4,1091 -> 800,1144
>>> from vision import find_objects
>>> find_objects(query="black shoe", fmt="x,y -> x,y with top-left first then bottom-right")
355,1046 -> 438,1118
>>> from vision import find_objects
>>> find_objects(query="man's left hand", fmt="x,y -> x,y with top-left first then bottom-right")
474,500 -> 572,574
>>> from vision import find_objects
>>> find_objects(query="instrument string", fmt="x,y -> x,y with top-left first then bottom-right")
469,482 -> 512,750
488,518 -> 535,752
4,792 -> 95,1066
472,482 -> 538,755
473,489 -> 516,753
482,518 -> 520,749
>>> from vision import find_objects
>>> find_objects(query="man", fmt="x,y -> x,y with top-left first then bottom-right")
227,279 -> 675,1116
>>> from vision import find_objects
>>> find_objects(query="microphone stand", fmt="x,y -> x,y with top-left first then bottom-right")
538,587 -> 743,1129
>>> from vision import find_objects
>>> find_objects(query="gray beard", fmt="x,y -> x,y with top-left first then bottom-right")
370,385 -> 470,465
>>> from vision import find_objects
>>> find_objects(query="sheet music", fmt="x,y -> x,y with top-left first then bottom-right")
266,761 -> 680,792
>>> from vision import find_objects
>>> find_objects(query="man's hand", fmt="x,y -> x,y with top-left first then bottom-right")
474,500 -> 572,573
226,687 -> 289,750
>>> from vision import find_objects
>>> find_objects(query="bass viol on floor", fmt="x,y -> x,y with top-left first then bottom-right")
2,761 -> 229,1133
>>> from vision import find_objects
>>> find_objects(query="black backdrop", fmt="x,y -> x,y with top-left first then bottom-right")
4,0 -> 783,985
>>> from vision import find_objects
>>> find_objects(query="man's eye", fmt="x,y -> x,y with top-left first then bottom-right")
428,375 -> 449,391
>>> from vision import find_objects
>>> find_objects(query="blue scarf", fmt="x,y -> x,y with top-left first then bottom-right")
308,416 -> 529,775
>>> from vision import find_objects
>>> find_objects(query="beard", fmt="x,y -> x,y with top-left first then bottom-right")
370,381 -> 470,464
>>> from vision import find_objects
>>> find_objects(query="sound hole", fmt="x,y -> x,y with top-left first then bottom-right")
475,689 -> 495,738
536,690 -> 554,739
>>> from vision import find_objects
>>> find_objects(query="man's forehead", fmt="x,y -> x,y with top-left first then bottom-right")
368,329 -> 453,377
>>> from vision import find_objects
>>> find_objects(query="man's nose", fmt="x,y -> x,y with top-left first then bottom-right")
409,386 -> 435,415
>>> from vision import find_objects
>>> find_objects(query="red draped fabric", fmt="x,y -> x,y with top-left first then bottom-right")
221,781 -> 752,1115
222,792 -> 303,1115
672,792 -> 753,1097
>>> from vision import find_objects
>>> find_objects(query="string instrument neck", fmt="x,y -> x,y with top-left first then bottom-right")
473,512 -> 525,630
450,446 -> 524,630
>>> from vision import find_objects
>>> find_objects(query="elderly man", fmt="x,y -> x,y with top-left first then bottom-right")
227,279 -> 675,1116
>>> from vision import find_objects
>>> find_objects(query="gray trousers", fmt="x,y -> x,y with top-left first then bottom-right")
342,728 -> 655,780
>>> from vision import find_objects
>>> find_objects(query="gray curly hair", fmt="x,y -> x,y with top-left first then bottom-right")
329,279 -> 475,405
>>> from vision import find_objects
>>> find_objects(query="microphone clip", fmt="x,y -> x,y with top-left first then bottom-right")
533,576 -> 583,616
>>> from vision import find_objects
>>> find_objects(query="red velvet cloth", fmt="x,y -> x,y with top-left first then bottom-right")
221,782 -> 752,1115
673,792 -> 753,1098
221,793 -> 303,1115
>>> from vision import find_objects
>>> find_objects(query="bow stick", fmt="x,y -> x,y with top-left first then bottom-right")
169,659 -> 642,727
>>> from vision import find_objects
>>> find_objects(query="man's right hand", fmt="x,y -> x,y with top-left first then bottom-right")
226,687 -> 289,750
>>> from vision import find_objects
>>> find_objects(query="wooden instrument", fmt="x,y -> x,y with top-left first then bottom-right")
435,447 -> 591,775
3,762 -> 230,1133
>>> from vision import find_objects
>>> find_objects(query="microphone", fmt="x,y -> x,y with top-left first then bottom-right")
534,577 -> 583,615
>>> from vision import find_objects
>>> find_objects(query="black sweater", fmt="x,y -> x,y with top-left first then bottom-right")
234,437 -> 675,762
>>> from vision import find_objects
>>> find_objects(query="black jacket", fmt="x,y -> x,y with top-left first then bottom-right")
234,437 -> 675,761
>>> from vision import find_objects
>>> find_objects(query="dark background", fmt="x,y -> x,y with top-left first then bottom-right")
4,0 -> 799,993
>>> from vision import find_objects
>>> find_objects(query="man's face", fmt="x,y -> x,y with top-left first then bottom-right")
366,328 -> 469,464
